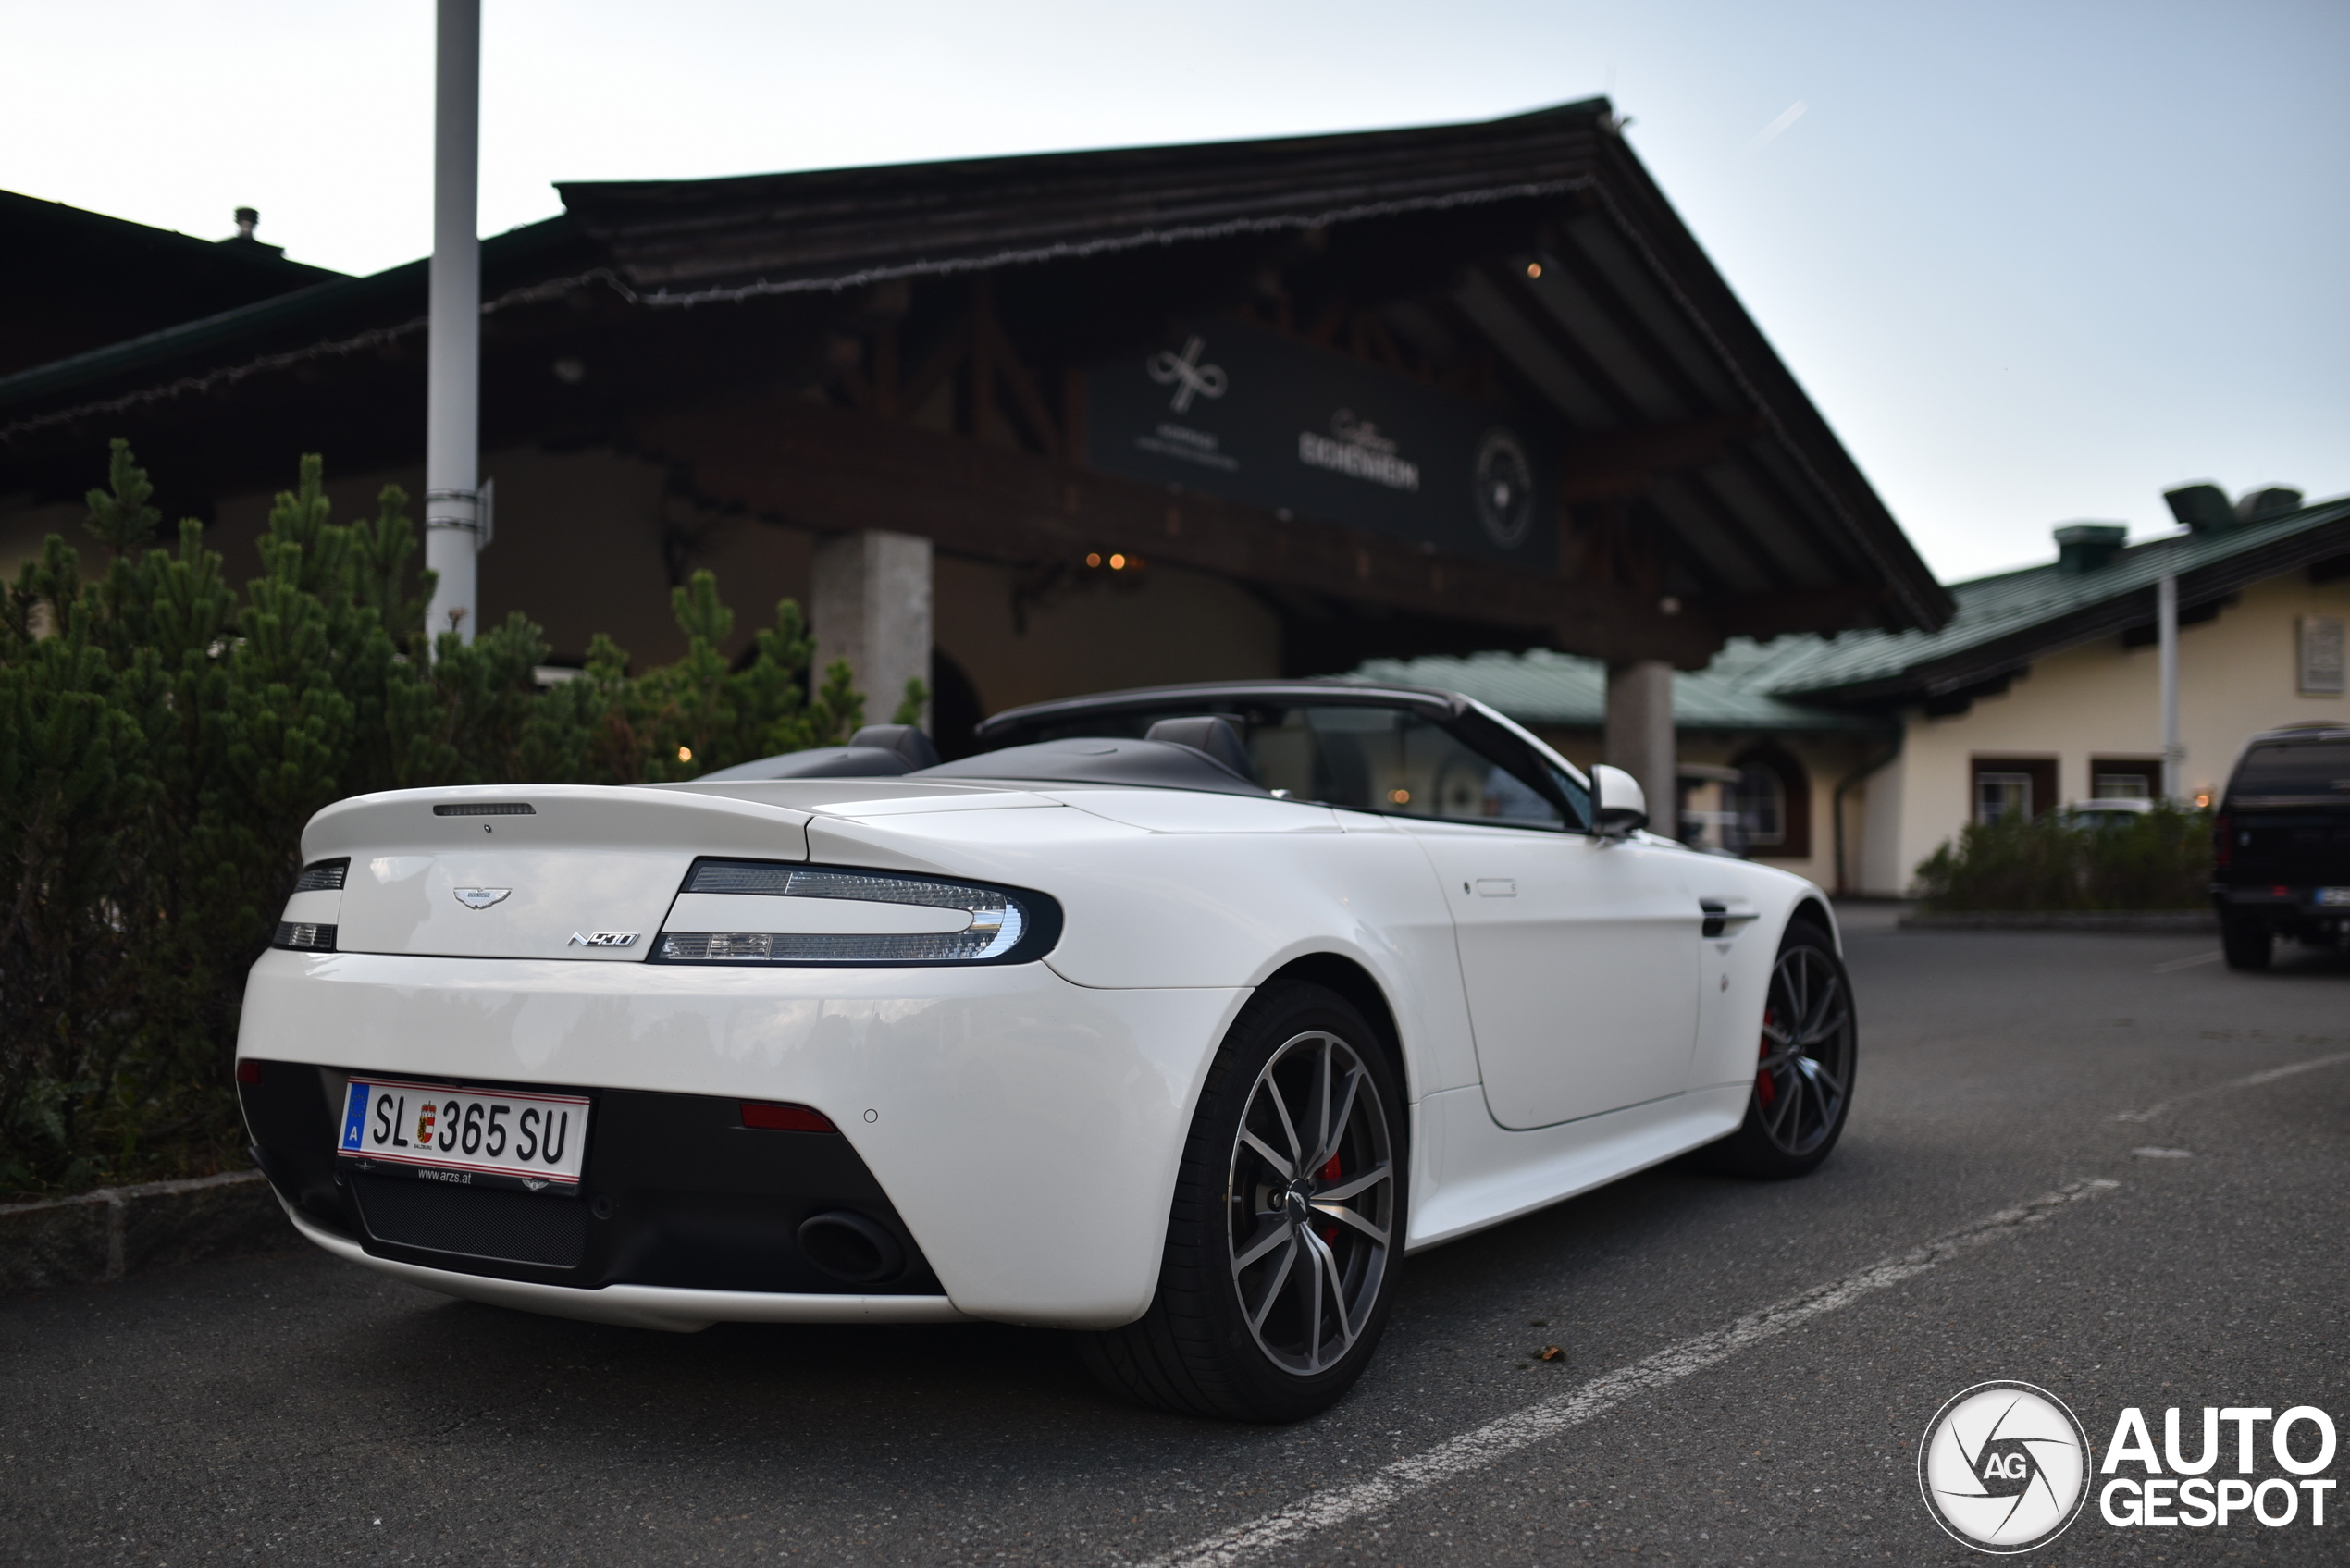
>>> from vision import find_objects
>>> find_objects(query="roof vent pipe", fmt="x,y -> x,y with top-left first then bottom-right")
217,206 -> 286,257
2053,523 -> 2127,574
2234,486 -> 2304,524
2162,483 -> 2234,532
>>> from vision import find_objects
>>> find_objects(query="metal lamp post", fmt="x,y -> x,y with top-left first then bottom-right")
424,0 -> 485,644
2158,547 -> 2182,801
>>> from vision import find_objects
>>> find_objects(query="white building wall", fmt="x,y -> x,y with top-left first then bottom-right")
1857,570 -> 2350,895
1857,747 -> 1910,896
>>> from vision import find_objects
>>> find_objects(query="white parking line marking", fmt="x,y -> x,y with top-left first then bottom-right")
2115,1048 -> 2350,1122
2150,950 -> 2221,972
1141,1179 -> 2120,1568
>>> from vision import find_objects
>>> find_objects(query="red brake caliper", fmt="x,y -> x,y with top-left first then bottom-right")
1319,1152 -> 1342,1245
1756,1009 -> 1777,1107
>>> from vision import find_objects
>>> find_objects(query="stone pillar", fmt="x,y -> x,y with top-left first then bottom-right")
1604,660 -> 1676,828
812,530 -> 933,727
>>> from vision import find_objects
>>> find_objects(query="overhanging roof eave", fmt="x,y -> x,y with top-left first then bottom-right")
0,216 -> 586,425
1772,503 -> 2350,704
1572,140 -> 1950,633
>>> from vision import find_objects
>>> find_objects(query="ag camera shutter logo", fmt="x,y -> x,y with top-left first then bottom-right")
1919,1381 -> 2093,1552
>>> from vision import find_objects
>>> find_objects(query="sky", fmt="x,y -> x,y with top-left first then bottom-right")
4,0 -> 2344,584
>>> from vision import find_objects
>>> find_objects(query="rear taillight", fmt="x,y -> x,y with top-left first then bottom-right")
657,860 -> 1052,967
272,921 -> 337,952
236,1059 -> 263,1085
2214,813 -> 2231,868
740,1102 -> 837,1133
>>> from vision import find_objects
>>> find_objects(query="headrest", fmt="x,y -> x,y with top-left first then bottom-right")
1144,716 -> 1256,782
847,724 -> 941,771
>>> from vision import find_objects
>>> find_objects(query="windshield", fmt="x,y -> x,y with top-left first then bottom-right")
1008,702 -> 1582,830
2228,740 -> 2350,802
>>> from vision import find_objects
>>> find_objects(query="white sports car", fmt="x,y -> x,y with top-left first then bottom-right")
237,680 -> 1854,1421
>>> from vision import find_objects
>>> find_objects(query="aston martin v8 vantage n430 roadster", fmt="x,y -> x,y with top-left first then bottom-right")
237,680 -> 1854,1421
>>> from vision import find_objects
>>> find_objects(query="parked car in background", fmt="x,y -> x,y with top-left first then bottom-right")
2061,798 -> 2155,829
2212,725 -> 2350,969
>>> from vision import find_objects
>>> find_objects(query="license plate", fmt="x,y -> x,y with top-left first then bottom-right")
337,1078 -> 589,1194
2319,888 -> 2350,907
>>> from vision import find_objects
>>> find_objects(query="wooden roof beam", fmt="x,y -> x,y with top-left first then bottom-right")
1708,584 -> 1885,640
1558,411 -> 1766,501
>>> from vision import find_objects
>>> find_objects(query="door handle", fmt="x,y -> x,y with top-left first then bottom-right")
1699,899 -> 1759,938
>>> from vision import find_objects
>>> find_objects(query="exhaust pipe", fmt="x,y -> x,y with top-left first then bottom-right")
797,1210 -> 905,1284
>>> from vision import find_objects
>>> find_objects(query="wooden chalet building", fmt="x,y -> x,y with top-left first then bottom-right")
0,99 -> 1949,786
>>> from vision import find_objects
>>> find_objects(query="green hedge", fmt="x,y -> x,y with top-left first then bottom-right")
0,443 -> 917,1196
1912,806 -> 2212,912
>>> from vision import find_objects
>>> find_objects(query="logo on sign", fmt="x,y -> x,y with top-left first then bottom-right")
1919,1381 -> 2093,1552
453,887 -> 511,909
1473,428 -> 1536,548
567,931 -> 638,948
1298,409 -> 1421,492
1145,335 -> 1228,413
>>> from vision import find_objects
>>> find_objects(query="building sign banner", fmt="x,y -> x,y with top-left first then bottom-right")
1084,320 -> 1559,569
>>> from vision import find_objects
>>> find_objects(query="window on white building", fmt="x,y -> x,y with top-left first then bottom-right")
1733,764 -> 1786,846
1975,772 -> 2032,824
2300,614 -> 2345,696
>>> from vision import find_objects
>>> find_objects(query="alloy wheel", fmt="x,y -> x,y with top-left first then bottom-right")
1227,1030 -> 1394,1377
1755,944 -> 1854,1156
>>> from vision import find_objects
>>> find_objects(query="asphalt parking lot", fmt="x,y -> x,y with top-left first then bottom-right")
4,907 -> 2344,1566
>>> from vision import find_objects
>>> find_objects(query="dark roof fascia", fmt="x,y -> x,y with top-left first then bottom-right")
1573,136 -> 1951,633
1784,504 -> 2350,706
0,272 -> 391,412
554,103 -> 1948,637
0,188 -> 347,286
0,216 -> 588,429
4,106 -> 1606,422
557,101 -> 1614,301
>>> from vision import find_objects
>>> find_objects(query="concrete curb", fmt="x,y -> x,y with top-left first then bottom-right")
1899,910 -> 2217,933
0,1169 -> 290,1297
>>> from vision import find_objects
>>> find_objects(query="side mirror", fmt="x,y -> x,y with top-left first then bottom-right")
1590,764 -> 1649,841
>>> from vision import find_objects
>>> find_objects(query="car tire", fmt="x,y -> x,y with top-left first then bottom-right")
2220,915 -> 2272,971
1080,981 -> 1405,1423
1703,920 -> 1856,1179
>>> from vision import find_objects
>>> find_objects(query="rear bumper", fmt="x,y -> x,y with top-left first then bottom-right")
279,1201 -> 966,1331
2212,885 -> 2350,925
241,1069 -> 953,1297
236,949 -> 1248,1328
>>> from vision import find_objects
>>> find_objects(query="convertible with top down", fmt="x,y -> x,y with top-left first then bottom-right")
237,679 -> 1855,1421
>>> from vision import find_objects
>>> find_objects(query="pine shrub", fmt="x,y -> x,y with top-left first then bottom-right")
0,443 -> 921,1195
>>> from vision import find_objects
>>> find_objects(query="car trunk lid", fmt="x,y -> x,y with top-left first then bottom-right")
299,785 -> 810,960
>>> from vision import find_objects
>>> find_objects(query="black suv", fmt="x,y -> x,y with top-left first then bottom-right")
2213,725 -> 2350,969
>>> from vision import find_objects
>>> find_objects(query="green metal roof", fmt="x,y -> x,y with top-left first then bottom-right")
1341,644 -> 1883,732
1756,494 -> 2350,701
1351,491 -> 2350,722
